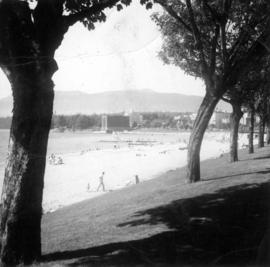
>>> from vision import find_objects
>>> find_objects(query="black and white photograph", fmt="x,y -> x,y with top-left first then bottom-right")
0,0 -> 269,266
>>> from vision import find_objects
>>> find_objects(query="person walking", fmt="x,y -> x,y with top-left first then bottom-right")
97,171 -> 106,192
135,174 -> 140,184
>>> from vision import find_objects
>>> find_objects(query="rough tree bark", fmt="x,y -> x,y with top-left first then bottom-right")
266,105 -> 270,145
266,122 -> 270,145
187,91 -> 220,183
0,66 -> 55,265
258,116 -> 266,148
0,0 -> 124,263
229,103 -> 243,162
249,108 -> 255,154
0,1 -> 67,264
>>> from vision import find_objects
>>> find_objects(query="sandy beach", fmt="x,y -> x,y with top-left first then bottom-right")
40,131 -> 249,212
0,130 -> 251,212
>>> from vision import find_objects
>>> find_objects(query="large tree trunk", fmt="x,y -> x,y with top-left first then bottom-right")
266,109 -> 270,145
0,67 -> 55,264
229,103 -> 243,162
0,1 -> 65,264
266,124 -> 270,145
249,108 -> 255,154
187,91 -> 220,183
258,116 -> 265,148
265,101 -> 270,145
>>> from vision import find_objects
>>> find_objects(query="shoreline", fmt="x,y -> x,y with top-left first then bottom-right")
42,132 -> 248,213
41,145 -> 270,266
0,130 -> 250,213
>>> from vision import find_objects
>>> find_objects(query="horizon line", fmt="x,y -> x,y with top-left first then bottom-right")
0,89 -> 204,100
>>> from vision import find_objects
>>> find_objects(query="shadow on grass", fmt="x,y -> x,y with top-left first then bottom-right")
253,155 -> 270,160
203,168 -> 270,181
239,152 -> 270,162
42,182 -> 270,266
257,168 -> 270,174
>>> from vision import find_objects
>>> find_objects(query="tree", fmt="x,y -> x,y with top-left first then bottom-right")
221,53 -> 270,160
240,61 -> 270,153
222,74 -> 259,161
246,87 -> 269,152
266,103 -> 270,145
0,0 -> 131,264
142,0 -> 270,182
249,56 -> 270,149
256,91 -> 269,148
221,88 -> 244,162
74,114 -> 93,129
248,107 -> 255,153
54,115 -> 67,129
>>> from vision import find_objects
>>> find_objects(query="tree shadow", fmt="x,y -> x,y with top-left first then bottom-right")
253,155 -> 270,160
239,152 -> 270,162
203,168 -> 270,181
257,168 -> 270,174
42,182 -> 270,266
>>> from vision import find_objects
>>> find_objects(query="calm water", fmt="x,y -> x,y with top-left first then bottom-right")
0,129 -> 188,171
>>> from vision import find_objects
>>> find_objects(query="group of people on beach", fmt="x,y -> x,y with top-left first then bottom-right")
48,153 -> 63,165
87,172 -> 140,193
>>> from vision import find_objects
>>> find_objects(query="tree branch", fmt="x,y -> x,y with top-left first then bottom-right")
228,30 -> 249,67
155,0 -> 192,33
220,0 -> 231,71
210,24 -> 219,75
221,96 -> 232,104
223,0 -> 232,16
185,0 -> 209,77
228,15 -> 269,69
226,19 -> 270,88
202,0 -> 219,21
63,0 -> 120,27
220,22 -> 228,69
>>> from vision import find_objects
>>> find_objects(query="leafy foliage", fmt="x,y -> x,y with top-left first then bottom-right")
52,114 -> 101,130
235,55 -> 270,114
142,0 -> 270,92
63,0 -> 132,30
50,112 -> 181,130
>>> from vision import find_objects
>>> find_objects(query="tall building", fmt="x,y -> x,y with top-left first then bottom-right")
101,115 -> 130,132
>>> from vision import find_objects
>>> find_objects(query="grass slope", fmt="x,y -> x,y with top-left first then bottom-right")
40,146 -> 270,266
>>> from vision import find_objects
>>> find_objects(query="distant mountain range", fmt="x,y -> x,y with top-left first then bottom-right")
0,89 -> 231,116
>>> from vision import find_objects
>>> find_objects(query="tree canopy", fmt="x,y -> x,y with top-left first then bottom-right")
142,0 -> 270,183
143,0 -> 270,93
0,0 -> 134,265
1,0 -> 270,264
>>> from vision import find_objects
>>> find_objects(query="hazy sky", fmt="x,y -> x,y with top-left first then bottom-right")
0,2 -> 205,99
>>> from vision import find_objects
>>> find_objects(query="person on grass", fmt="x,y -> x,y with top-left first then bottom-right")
97,171 -> 106,192
135,174 -> 140,184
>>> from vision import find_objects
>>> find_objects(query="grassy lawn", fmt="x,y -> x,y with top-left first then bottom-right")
40,146 -> 270,266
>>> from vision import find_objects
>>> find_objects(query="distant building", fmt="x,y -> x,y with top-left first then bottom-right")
101,115 -> 130,132
174,113 -> 193,129
242,112 -> 260,126
210,111 -> 230,128
240,113 -> 248,126
190,113 -> 197,122
129,112 -> 143,128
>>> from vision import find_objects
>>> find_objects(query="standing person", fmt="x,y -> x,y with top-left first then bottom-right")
135,174 -> 140,184
97,171 -> 106,192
